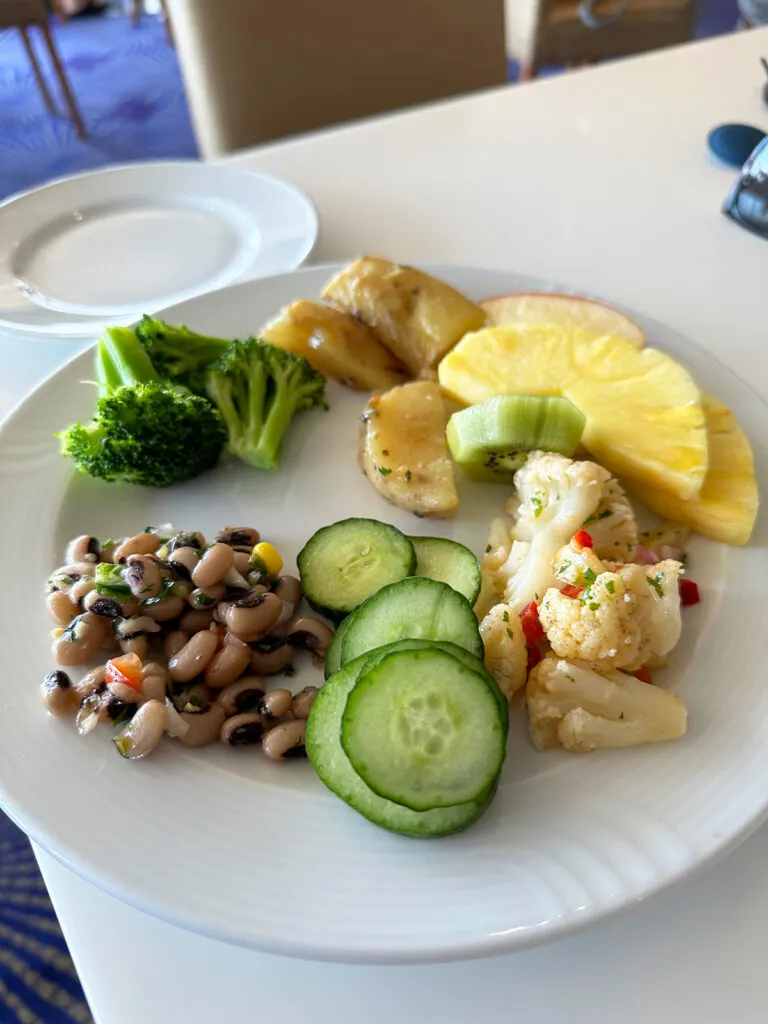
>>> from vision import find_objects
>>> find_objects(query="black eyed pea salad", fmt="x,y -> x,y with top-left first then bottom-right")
42,525 -> 335,762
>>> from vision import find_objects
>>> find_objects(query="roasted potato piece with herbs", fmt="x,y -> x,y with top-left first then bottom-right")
323,256 -> 486,375
360,380 -> 458,518
260,300 -> 409,392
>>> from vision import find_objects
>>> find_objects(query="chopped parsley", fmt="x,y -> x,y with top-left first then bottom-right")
583,567 -> 597,584
589,601 -> 599,611
506,629 -> 514,641
530,496 -> 543,518
502,610 -> 509,622
605,579 -> 615,595
558,560 -> 572,575
584,509 -> 615,526
377,466 -> 392,476
485,544 -> 491,553
404,470 -> 412,483
647,572 -> 665,598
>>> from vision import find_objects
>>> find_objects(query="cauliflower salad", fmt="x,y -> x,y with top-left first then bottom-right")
476,451 -> 697,754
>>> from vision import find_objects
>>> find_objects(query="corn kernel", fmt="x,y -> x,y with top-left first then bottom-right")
51,628 -> 65,639
251,542 -> 282,578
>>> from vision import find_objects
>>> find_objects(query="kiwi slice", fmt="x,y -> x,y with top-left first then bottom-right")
446,395 -> 586,482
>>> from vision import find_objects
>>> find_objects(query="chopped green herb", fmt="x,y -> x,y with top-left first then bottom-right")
282,663 -> 297,678
506,629 -> 514,640
605,579 -> 615,594
530,496 -> 543,518
404,470 -> 412,482
381,449 -> 389,456
485,544 -> 492,553
111,705 -> 135,727
584,509 -> 615,526
619,712 -> 625,720
564,673 -> 575,683
647,572 -> 664,598
589,602 -> 599,611
377,466 -> 392,476
583,568 -> 597,583
502,610 -> 509,622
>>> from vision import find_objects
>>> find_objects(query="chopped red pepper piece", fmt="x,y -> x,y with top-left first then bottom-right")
560,584 -> 584,599
679,579 -> 700,606
527,643 -> 542,672
520,600 -> 544,645
573,529 -> 594,549
633,668 -> 653,684
105,652 -> 143,690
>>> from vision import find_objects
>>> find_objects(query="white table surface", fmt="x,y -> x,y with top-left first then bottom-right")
2,25 -> 767,1023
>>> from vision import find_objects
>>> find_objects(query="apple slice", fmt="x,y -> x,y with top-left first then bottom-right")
481,293 -> 645,348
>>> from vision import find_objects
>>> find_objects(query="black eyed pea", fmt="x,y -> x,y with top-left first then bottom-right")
212,601 -> 233,625
65,535 -> 101,564
113,699 -> 166,759
192,543 -> 235,589
125,554 -> 162,600
204,643 -> 251,689
215,527 -> 260,548
69,577 -> 96,610
142,594 -> 186,622
47,590 -> 78,626
188,584 -> 226,611
179,608 -> 213,633
220,713 -> 266,746
168,630 -> 220,683
258,688 -> 292,720
40,670 -> 76,716
249,643 -> 294,675
107,680 -> 142,704
52,612 -> 107,666
118,634 -> 150,660
225,592 -> 283,642
113,534 -> 161,563
177,703 -> 226,747
291,686 -> 319,720
231,550 -> 251,575
262,719 -> 307,760
171,680 -> 213,713
141,662 -> 169,703
273,575 -> 302,607
169,546 -> 199,578
168,531 -> 205,554
286,617 -> 335,669
73,664 -> 107,702
216,676 -> 265,716
163,630 -> 189,661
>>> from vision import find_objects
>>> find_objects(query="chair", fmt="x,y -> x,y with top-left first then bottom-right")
0,0 -> 85,136
506,0 -> 695,80
163,0 -> 507,158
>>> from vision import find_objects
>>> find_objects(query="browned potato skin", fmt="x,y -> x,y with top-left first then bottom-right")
261,300 -> 409,391
360,380 -> 458,519
323,256 -> 486,376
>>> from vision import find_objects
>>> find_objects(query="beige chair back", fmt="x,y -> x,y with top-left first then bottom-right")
165,0 -> 507,158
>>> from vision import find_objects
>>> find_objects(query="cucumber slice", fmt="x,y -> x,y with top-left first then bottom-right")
446,394 -> 586,482
324,614 -> 351,680
410,536 -> 481,605
306,642 -> 497,837
298,518 -> 415,622
339,577 -> 483,666
342,648 -> 505,811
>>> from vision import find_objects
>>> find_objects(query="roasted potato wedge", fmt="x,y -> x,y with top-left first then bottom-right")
360,380 -> 458,518
260,300 -> 409,391
323,256 -> 486,375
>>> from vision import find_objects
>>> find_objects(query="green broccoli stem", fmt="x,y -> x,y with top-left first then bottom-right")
253,384 -> 303,470
98,327 -> 164,397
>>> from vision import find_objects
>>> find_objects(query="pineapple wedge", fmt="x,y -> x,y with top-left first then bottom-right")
638,395 -> 758,545
260,300 -> 409,391
438,325 -> 707,501
360,380 -> 458,518
323,256 -> 486,375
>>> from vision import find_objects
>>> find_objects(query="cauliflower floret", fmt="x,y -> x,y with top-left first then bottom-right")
475,517 -> 514,619
479,603 -> 528,699
582,478 -> 639,563
539,570 -> 648,670
526,657 -> 687,753
553,538 -> 607,586
495,452 -> 610,612
539,558 -> 683,671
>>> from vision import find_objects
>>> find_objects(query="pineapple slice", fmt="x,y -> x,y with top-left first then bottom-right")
360,380 -> 458,518
638,395 -> 758,545
260,300 -> 409,391
438,325 -> 707,501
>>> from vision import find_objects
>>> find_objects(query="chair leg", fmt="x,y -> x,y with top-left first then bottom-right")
132,0 -> 142,28
38,19 -> 87,138
518,62 -> 536,82
19,25 -> 57,115
160,0 -> 174,44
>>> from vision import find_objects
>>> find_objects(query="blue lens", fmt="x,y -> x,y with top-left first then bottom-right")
722,136 -> 768,239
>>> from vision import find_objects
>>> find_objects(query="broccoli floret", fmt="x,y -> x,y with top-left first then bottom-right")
59,327 -> 227,488
206,338 -> 326,471
135,316 -> 232,394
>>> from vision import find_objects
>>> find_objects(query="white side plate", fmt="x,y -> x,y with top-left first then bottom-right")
0,162 -> 318,336
0,266 -> 765,964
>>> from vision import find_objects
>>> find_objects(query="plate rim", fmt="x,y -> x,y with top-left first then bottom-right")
0,262 -> 765,964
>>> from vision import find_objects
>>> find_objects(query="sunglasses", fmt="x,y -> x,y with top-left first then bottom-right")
723,135 -> 768,241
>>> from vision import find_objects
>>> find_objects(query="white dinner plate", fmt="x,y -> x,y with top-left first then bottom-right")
0,162 -> 318,337
0,265 -> 765,964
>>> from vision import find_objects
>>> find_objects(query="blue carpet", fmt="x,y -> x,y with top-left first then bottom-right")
0,12 -> 197,201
